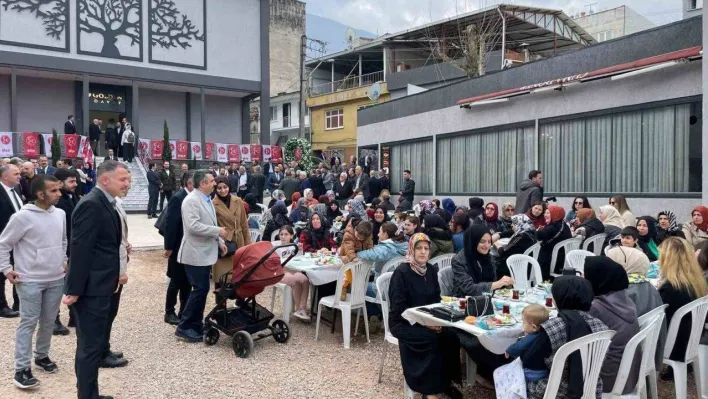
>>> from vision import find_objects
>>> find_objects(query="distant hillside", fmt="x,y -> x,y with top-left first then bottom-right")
306,13 -> 376,56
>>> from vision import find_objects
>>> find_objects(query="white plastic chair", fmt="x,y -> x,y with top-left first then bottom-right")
248,213 -> 261,224
249,229 -> 262,243
375,272 -> 415,398
270,229 -> 280,242
565,249 -> 595,276
582,233 -> 607,256
413,204 -> 420,216
603,314 -> 662,399
523,241 -> 541,260
543,330 -> 616,399
269,283 -> 292,324
637,305 -> 668,399
438,266 -> 454,297
506,254 -> 543,290
662,296 -> 708,399
549,237 -> 582,278
700,339 -> 708,399
364,257 -> 406,309
429,253 -> 455,270
315,261 -> 373,349
257,203 -> 266,212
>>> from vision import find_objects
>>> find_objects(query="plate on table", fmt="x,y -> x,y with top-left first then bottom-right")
440,296 -> 461,305
489,314 -> 517,326
496,289 -> 512,298
315,256 -> 339,266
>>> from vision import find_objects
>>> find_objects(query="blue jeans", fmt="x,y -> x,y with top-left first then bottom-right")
178,265 -> 211,334
365,282 -> 382,318
147,190 -> 158,216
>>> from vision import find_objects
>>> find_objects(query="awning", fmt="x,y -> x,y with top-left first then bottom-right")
457,46 -> 703,107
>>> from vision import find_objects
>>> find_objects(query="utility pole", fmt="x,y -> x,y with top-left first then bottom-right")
299,34 -> 307,141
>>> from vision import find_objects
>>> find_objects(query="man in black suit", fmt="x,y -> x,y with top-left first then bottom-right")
368,170 -> 382,203
36,156 -> 56,176
146,163 -> 160,219
0,164 -> 22,317
89,119 -> 101,156
250,165 -> 266,203
158,161 -> 176,213
231,165 -> 251,199
163,172 -> 194,325
104,119 -> 119,158
267,165 -> 283,192
399,169 -> 416,203
64,115 -> 76,135
63,160 -> 130,399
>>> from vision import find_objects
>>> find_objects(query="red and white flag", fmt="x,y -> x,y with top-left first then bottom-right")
204,142 -> 214,160
150,140 -> 163,159
176,140 -> 189,160
191,142 -> 203,160
0,133 -> 13,157
216,143 -> 228,163
42,134 -> 53,156
262,145 -> 272,162
80,136 -> 94,166
168,140 -> 177,160
250,144 -> 262,162
239,145 -> 251,162
64,134 -> 79,158
139,139 -> 151,159
271,146 -> 283,163
227,144 -> 240,162
22,132 -> 40,158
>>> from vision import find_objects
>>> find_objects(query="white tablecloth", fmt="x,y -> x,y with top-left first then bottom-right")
284,255 -> 343,286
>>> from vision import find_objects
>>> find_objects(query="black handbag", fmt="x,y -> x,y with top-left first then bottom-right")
219,240 -> 237,258
466,295 -> 494,317
429,306 -> 466,323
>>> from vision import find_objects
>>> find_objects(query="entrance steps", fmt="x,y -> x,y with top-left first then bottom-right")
95,157 -> 149,213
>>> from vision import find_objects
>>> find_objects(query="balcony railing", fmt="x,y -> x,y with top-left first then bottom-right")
310,70 -> 384,96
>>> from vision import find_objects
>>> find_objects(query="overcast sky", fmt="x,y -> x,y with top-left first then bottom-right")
303,0 -> 684,36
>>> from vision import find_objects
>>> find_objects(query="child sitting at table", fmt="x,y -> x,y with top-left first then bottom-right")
277,225 -> 312,321
339,220 -> 374,300
608,226 -> 641,250
505,304 -> 550,381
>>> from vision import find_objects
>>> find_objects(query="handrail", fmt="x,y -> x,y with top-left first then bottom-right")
310,70 -> 384,96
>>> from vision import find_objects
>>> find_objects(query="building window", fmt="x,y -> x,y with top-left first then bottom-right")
595,30 -> 613,42
283,103 -> 291,127
690,0 -> 703,10
270,106 -> 277,121
390,140 -> 433,193
325,109 -> 344,130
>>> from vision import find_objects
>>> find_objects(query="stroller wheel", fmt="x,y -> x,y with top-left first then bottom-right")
271,319 -> 291,343
232,331 -> 253,358
204,328 -> 220,346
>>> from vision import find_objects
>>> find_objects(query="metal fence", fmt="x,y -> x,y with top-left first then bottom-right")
310,70 -> 384,96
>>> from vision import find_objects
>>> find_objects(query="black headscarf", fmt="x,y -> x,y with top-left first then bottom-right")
551,276 -> 595,399
244,193 -> 261,214
636,216 -> 659,261
434,208 -> 452,224
463,224 -> 495,283
372,205 -> 390,244
214,176 -> 232,209
304,212 -> 329,246
270,201 -> 291,228
583,256 -> 629,297
423,214 -> 452,240
468,197 -> 485,220
396,198 -> 412,212
327,201 -> 343,220
636,216 -> 658,243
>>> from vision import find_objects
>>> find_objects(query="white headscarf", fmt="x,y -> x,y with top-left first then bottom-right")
600,205 -> 624,228
606,246 -> 650,276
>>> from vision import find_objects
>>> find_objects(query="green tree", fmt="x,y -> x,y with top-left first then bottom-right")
161,119 -> 172,162
51,129 -> 60,166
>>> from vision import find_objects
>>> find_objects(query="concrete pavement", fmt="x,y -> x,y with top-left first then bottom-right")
127,214 -> 164,250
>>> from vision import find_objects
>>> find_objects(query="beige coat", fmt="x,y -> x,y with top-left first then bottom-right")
682,222 -> 708,248
212,195 -> 252,282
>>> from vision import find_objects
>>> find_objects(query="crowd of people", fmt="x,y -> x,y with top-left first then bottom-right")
0,149 -> 707,399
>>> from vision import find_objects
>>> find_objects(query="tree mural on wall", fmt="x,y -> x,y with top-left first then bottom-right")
78,0 -> 141,58
150,0 -> 204,50
0,0 -> 67,40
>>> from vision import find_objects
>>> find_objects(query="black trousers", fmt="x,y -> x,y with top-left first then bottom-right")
0,273 -> 19,310
159,190 -> 173,212
165,254 -> 190,316
103,285 -> 122,357
73,295 -> 112,399
147,190 -> 159,216
122,144 -> 134,163
90,139 -> 100,156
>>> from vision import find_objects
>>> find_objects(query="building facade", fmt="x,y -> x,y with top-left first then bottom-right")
357,17 -> 705,218
573,6 -> 655,42
0,0 -> 271,154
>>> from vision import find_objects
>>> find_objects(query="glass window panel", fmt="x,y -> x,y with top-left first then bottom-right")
480,133 -> 498,192
584,115 -> 613,192
560,120 -> 584,192
539,122 -> 561,193
641,106 -> 675,192
497,129 -> 517,192
612,111 -> 642,193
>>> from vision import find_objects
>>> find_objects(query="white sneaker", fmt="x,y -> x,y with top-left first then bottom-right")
293,310 -> 310,322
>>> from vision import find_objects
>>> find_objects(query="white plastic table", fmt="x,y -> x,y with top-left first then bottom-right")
284,255 -> 342,286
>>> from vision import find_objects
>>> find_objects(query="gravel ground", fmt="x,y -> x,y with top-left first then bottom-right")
0,250 -> 698,398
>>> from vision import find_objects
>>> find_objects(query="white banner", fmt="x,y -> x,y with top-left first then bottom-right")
43,134 -> 53,156
263,145 -> 272,162
190,141 -> 202,160
216,143 -> 228,163
239,144 -> 251,162
138,138 -> 151,160
168,140 -> 177,160
0,133 -> 13,157
78,136 -> 87,155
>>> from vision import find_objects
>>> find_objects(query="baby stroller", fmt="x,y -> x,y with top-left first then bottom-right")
204,241 -> 297,358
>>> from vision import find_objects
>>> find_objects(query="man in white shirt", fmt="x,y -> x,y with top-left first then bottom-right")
0,164 -> 22,317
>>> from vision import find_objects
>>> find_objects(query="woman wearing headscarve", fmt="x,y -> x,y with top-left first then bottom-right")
606,246 -> 667,372
584,256 -> 641,395
298,213 -> 336,253
396,197 -> 412,213
212,177 -> 252,282
371,205 -> 390,245
312,203 -> 329,224
524,276 -> 609,399
262,201 -> 292,242
422,214 -> 454,259
348,199 -> 368,221
572,208 -> 605,253
636,216 -> 659,262
681,205 -> 708,248
388,233 -> 462,399
473,202 -> 508,235
244,193 -> 261,229
526,201 -> 547,230
493,214 -> 537,278
499,203 -> 515,232
267,189 -> 286,209
656,210 -> 685,244
599,204 -> 624,240
565,196 -> 591,224
326,200 -> 343,221
379,190 -> 395,211
433,207 -> 451,225
536,205 -> 572,279
289,197 -> 311,224
290,192 -> 302,211
467,197 -> 485,220
303,188 -> 319,208
610,195 -> 636,231
417,200 -> 435,216
451,225 -> 514,384
441,198 -> 456,217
